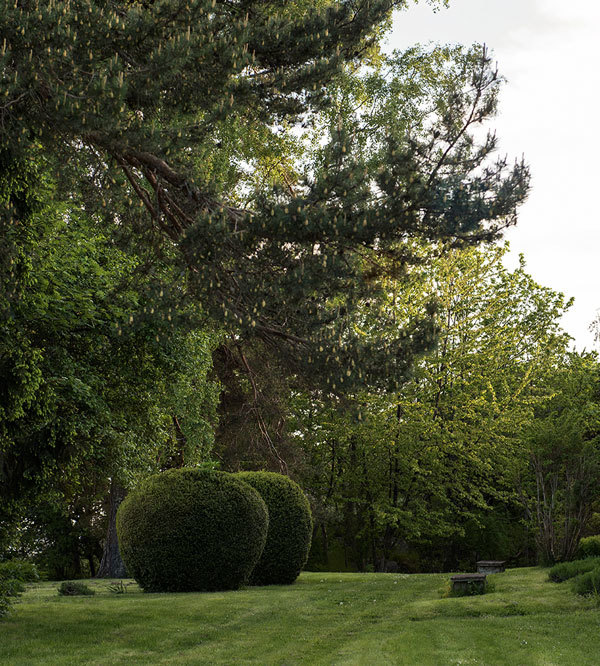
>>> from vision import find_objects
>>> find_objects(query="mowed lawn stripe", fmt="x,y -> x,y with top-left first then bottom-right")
1,569 -> 599,665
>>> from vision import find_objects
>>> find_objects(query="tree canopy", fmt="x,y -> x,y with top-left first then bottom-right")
0,1 -> 528,390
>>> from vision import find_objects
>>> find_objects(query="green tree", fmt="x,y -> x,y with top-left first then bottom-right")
211,42 -> 531,471
0,2 -> 527,394
0,151 -> 219,573
520,352 -> 600,564
296,244 -> 572,570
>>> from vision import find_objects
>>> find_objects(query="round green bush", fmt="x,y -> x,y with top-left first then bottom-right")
236,471 -> 312,585
117,468 -> 269,592
577,536 -> 600,559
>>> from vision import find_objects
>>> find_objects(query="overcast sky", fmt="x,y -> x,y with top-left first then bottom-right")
387,0 -> 600,350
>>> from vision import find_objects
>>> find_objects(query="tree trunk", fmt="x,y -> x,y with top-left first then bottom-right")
96,481 -> 128,578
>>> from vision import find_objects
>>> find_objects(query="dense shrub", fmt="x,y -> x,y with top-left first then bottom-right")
117,468 -> 269,592
0,560 -> 39,582
0,578 -> 26,619
0,561 -> 38,619
576,536 -> 600,559
57,581 -> 95,596
572,567 -> 600,596
548,557 -> 600,583
236,472 -> 313,585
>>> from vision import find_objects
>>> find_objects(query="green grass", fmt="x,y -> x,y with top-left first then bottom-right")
2,568 -> 599,665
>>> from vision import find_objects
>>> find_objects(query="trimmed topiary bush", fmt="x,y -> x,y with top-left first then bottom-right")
117,468 -> 269,592
577,536 -> 600,559
236,471 -> 312,585
548,557 -> 600,583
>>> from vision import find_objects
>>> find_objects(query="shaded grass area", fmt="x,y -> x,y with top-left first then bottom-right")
2,568 -> 599,665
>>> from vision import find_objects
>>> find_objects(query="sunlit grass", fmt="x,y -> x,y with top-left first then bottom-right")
2,568 -> 599,665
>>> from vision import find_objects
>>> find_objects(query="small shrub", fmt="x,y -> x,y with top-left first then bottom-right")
236,471 -> 313,585
548,557 -> 600,583
572,567 -> 600,596
57,581 -> 95,596
0,560 -> 39,582
0,561 -> 38,619
117,468 -> 269,592
107,581 -> 130,594
577,536 -> 600,559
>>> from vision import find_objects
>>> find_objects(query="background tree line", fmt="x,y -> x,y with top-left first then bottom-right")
1,0 -> 598,578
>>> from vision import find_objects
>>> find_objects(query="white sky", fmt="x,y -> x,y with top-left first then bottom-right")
387,0 -> 600,350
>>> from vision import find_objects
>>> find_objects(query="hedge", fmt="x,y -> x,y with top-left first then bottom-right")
237,471 -> 312,585
548,557 -> 600,583
117,468 -> 268,592
572,567 -> 600,596
576,536 -> 600,559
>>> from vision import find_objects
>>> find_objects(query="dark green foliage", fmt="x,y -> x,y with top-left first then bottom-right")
0,559 -> 36,619
0,577 -> 25,618
0,2 -> 529,395
236,472 -> 313,585
117,469 -> 268,592
548,558 -> 600,583
576,536 -> 600,559
0,560 -> 39,583
572,567 -> 600,596
57,581 -> 95,596
0,149 -> 219,559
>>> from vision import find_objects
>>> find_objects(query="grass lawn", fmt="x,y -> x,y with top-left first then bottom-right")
1,567 -> 599,665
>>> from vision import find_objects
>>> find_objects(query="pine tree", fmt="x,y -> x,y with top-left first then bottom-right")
0,1 -> 528,389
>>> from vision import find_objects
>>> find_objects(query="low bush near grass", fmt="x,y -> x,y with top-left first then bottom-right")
0,561 -> 38,619
572,567 -> 600,596
576,536 -> 600,559
548,557 -> 600,583
0,560 -> 39,583
0,578 -> 26,619
57,581 -> 95,596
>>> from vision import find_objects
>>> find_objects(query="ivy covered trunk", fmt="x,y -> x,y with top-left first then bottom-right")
97,481 -> 128,579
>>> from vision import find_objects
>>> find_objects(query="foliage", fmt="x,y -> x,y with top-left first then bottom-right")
577,536 -> 600,559
296,244 -> 571,571
571,567 -> 600,597
57,581 -> 95,596
0,577 -> 25,619
117,468 -> 269,592
548,558 -> 600,583
0,560 -> 39,583
0,2 -> 528,395
7,496 -> 104,580
0,558 -> 36,619
0,149 -> 220,573
521,353 -> 600,563
236,472 -> 313,585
